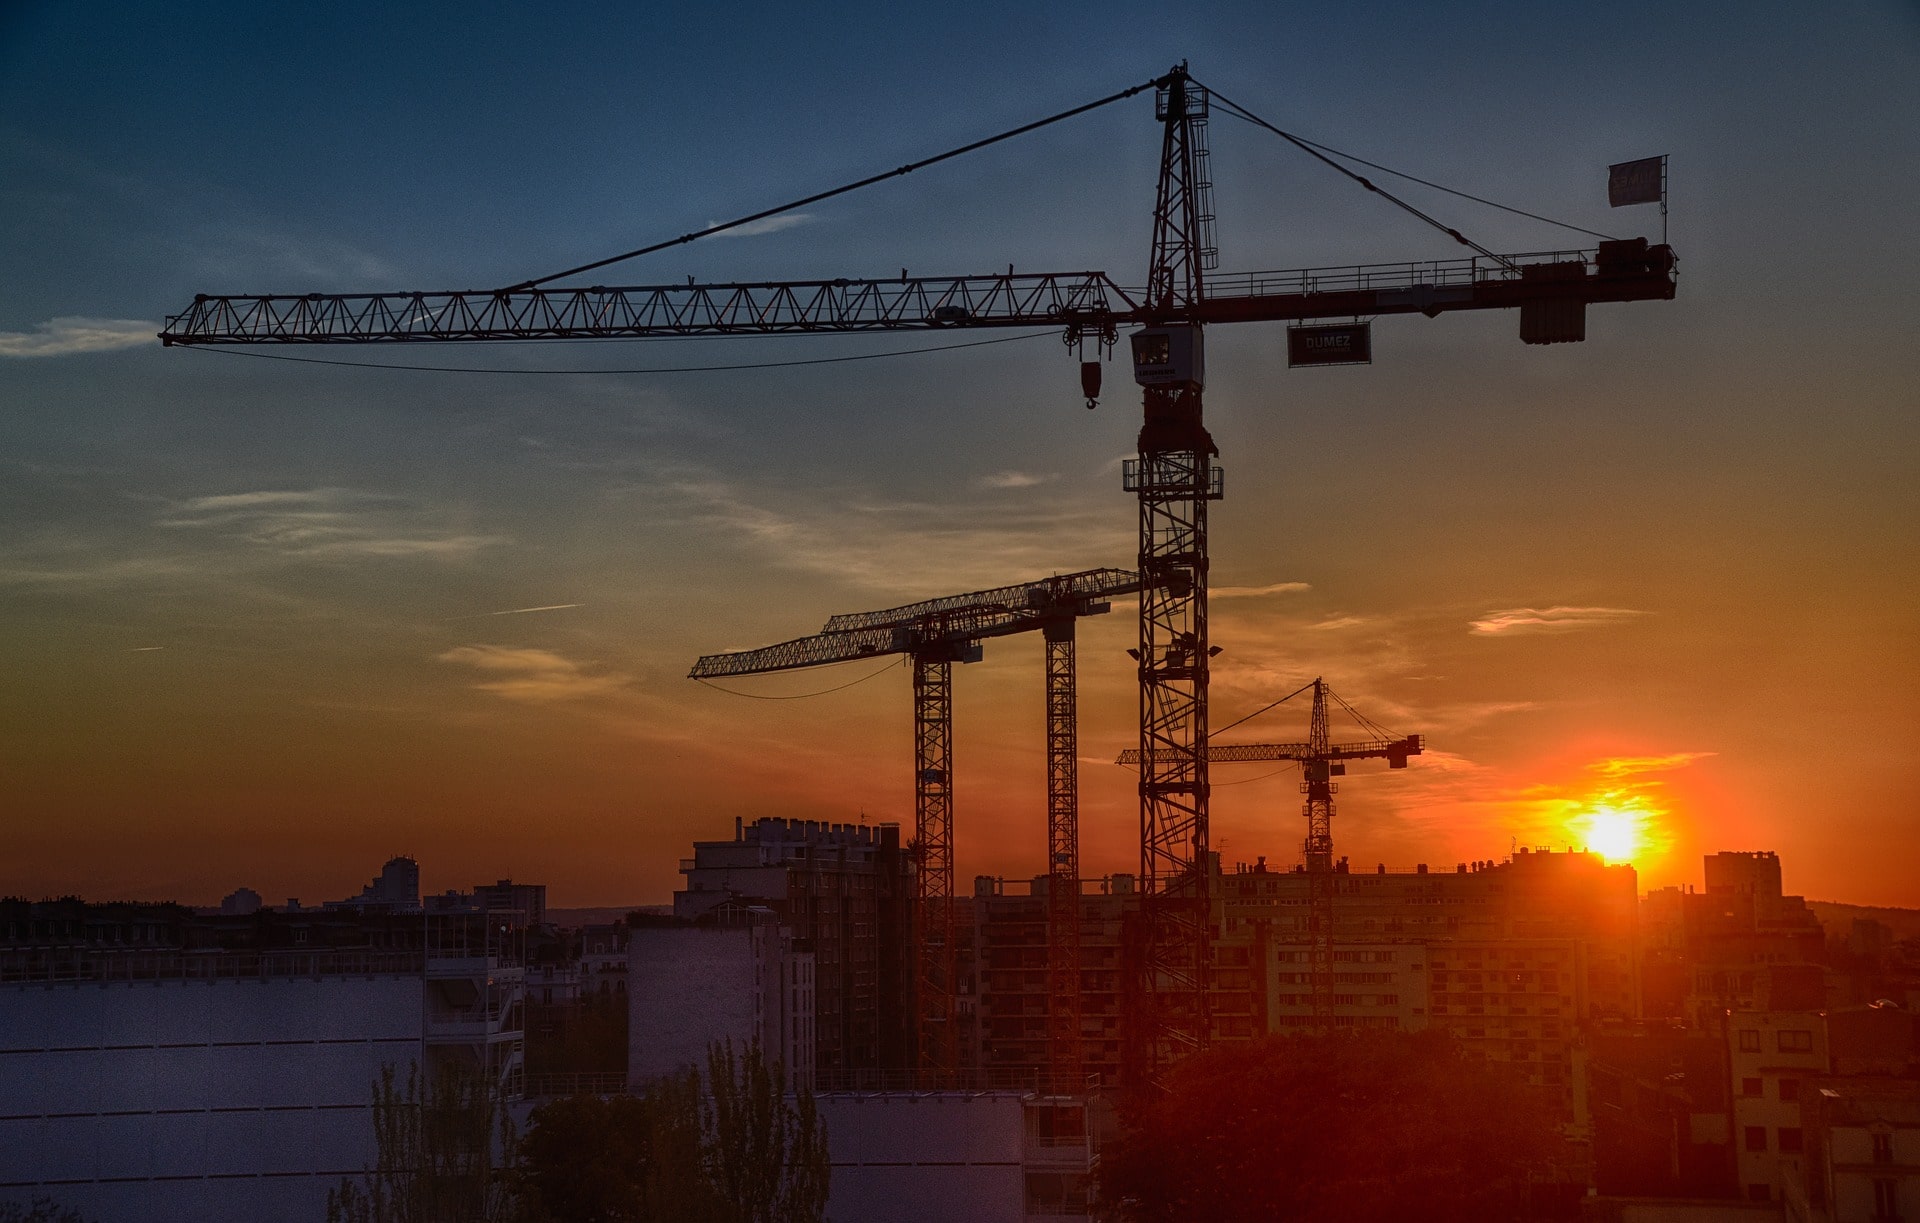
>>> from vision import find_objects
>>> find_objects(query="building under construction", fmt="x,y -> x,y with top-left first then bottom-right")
949,846 -> 1638,1125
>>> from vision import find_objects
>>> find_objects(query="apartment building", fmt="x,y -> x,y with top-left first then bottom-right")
958,874 -> 1137,1090
0,898 -> 523,1223
628,906 -> 815,1091
676,816 -> 913,1074
1728,1009 -> 1830,1204
1218,847 -> 1639,1111
1641,851 -> 1827,1030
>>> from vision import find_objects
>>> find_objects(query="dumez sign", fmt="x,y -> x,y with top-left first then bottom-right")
1287,322 -> 1372,368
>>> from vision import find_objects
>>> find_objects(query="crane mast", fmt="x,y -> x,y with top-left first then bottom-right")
1043,618 -> 1083,1089
1129,66 -> 1219,1075
1303,679 -> 1338,1028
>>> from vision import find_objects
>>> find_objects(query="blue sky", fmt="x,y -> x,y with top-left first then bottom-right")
2,2 -> 1916,906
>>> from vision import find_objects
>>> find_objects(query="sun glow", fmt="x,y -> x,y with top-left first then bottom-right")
1569,791 -> 1662,863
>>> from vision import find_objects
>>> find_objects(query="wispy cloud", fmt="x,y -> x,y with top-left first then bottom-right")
1592,752 -> 1715,778
486,604 -> 581,617
1308,615 -> 1366,631
186,226 -> 398,288
158,488 -> 503,559
1468,606 -> 1650,636
661,474 -> 1132,595
979,470 -> 1056,489
0,317 -> 155,357
1213,581 -> 1312,599
436,645 -> 630,704
705,213 -> 814,239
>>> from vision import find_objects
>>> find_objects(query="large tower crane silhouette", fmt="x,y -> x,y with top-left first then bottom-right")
1119,677 -> 1420,1026
161,63 -> 1677,1079
690,567 -> 1140,1081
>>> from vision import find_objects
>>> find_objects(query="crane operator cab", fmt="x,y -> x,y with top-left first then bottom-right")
1131,325 -> 1204,390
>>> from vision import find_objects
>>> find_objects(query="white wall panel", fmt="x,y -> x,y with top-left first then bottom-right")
0,974 -> 424,1223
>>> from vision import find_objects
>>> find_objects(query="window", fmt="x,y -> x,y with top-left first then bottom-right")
1873,1179 -> 1897,1218
1745,1126 -> 1768,1153
1872,1133 -> 1893,1164
1738,1029 -> 1762,1052
1778,1030 -> 1814,1054
1775,1127 -> 1804,1154
1747,1184 -> 1770,1203
1742,1077 -> 1764,1097
1777,1078 -> 1799,1102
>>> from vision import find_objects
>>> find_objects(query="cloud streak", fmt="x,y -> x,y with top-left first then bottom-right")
159,488 -> 504,560
1469,606 -> 1650,636
436,645 -> 630,704
663,474 -> 1133,596
705,213 -> 815,239
979,470 -> 1056,489
1592,752 -> 1716,778
1213,581 -> 1312,599
0,317 -> 156,357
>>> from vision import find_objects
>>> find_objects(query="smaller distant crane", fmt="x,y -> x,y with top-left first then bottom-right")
1118,677 -> 1420,1028
692,567 -> 1140,1082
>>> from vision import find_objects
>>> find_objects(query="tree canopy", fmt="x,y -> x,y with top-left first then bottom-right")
518,1041 -> 828,1223
1100,1030 -> 1564,1223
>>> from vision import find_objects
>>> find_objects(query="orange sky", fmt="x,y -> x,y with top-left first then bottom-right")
2,5 -> 1915,909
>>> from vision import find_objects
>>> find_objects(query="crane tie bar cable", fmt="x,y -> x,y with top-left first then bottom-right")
1206,87 -> 1519,271
1276,133 -> 1618,244
507,75 -> 1169,292
1213,678 -> 1318,737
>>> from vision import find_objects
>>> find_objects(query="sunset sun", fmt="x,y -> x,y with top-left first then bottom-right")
1569,794 -> 1660,864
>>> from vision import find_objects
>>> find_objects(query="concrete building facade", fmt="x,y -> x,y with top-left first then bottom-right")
819,1090 -> 1095,1221
1727,1009 -> 1830,1204
628,910 -> 815,1091
0,898 -> 524,1222
677,817 -> 912,1076
1805,1079 -> 1920,1223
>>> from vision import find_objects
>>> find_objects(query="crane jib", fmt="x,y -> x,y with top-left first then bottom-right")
157,248 -> 1673,345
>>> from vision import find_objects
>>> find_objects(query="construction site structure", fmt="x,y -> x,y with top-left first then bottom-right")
162,61 -> 1678,1085
690,568 -> 1140,1080
1120,676 -> 1421,1027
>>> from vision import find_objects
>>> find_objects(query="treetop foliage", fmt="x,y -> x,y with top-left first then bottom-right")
1101,1030 -> 1564,1223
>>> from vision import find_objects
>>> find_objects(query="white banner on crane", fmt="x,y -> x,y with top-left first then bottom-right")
1608,156 -> 1666,207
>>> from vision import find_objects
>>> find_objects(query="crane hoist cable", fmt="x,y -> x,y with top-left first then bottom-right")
175,329 -> 1055,375
506,75 -> 1169,291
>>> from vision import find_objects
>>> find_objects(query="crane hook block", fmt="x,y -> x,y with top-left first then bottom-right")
1080,360 -> 1102,409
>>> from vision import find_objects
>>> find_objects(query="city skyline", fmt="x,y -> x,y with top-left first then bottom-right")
2,3 -> 1916,908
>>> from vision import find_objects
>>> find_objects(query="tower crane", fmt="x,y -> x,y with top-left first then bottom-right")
160,63 -> 1678,1082
690,567 -> 1141,1081
1118,677 -> 1421,1026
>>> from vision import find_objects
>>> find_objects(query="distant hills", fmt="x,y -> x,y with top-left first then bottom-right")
1808,901 -> 1920,943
